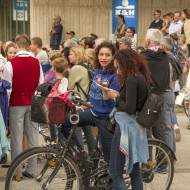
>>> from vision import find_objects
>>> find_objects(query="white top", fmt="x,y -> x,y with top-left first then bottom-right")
0,54 -> 6,79
36,50 -> 49,64
58,77 -> 68,94
2,51 -> 44,99
169,20 -> 183,35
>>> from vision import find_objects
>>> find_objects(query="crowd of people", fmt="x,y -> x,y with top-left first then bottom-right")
0,9 -> 190,189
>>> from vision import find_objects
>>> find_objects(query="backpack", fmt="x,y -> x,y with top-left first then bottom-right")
136,74 -> 164,129
36,79 -> 60,97
168,54 -> 182,81
75,63 -> 95,101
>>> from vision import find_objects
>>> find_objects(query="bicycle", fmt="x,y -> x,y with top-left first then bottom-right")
5,95 -> 175,190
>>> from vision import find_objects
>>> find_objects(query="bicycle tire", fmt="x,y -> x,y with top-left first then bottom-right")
142,139 -> 174,190
5,147 -> 83,190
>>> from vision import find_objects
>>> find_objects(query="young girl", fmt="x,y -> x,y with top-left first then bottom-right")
48,57 -> 68,142
50,57 -> 68,93
5,43 -> 17,61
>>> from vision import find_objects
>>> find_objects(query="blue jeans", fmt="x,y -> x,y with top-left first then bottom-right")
72,125 -> 95,157
109,126 -> 143,190
62,109 -> 113,162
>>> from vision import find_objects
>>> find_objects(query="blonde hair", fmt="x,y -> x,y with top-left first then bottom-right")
5,43 -> 16,58
51,57 -> 68,73
15,34 -> 30,49
85,48 -> 95,64
49,50 -> 63,61
70,46 -> 85,64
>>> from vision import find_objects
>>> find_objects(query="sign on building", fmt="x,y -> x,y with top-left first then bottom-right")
112,0 -> 138,37
13,0 -> 28,21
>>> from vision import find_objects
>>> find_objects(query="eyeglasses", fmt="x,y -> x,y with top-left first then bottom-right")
126,31 -> 132,33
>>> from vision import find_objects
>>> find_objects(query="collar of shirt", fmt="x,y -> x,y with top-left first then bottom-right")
149,45 -> 160,51
16,51 -> 35,57
173,20 -> 182,25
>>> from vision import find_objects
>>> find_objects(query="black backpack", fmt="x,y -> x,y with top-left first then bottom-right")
136,74 -> 164,129
75,63 -> 95,101
36,79 -> 60,97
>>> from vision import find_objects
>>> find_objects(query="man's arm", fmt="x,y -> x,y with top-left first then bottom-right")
2,61 -> 13,100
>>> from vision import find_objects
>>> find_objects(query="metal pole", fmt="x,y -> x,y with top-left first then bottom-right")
9,0 -> 13,40
16,0 -> 18,35
23,0 -> 25,34
3,0 -> 6,41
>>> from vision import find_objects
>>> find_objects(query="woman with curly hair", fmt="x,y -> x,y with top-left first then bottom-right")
63,42 -> 120,162
106,49 -> 150,189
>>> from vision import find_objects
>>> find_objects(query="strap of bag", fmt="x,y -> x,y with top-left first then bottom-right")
75,82 -> 89,100
50,80 -> 61,92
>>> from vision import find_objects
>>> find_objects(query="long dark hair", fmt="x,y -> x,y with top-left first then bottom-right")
94,42 -> 116,74
118,14 -> 125,24
114,49 -> 151,86
183,9 -> 190,19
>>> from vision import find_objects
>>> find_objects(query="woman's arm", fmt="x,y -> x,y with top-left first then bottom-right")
119,24 -> 126,36
68,66 -> 83,90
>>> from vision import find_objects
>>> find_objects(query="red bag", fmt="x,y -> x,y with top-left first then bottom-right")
47,80 -> 73,105
44,80 -> 73,124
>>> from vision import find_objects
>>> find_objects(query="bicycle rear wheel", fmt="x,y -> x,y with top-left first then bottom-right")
142,139 -> 174,190
5,147 -> 83,190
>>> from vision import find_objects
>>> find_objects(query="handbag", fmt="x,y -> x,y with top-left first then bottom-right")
104,110 -> 117,134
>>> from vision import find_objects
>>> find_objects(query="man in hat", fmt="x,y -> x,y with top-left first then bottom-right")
66,31 -> 78,44
117,37 -> 132,50
49,16 -> 63,50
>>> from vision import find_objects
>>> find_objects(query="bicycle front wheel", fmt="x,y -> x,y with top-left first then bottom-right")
142,139 -> 174,190
5,147 -> 83,190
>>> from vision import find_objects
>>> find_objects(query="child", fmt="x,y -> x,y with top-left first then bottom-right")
48,57 -> 68,142
50,57 -> 68,93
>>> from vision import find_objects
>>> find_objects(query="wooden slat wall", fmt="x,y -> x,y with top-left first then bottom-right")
30,0 -> 111,46
138,0 -> 190,46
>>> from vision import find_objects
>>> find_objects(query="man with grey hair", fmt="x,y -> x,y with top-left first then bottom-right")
160,36 -> 182,144
141,29 -> 172,173
117,37 -> 132,50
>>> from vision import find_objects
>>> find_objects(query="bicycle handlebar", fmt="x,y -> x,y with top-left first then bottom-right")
73,95 -> 94,109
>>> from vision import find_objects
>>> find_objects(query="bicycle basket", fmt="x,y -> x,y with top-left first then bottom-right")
31,96 -> 69,124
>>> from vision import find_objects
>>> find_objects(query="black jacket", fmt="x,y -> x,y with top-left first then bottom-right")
141,49 -> 170,93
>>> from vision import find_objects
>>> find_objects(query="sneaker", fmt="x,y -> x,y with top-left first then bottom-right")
174,126 -> 181,142
0,154 -> 7,164
155,167 -> 167,174
22,171 -> 34,179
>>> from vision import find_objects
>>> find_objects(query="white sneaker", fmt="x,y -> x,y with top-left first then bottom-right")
174,125 -> 181,142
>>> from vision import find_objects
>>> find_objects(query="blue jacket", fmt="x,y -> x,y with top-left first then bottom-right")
110,108 -> 149,174
0,80 -> 11,128
89,69 -> 120,117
